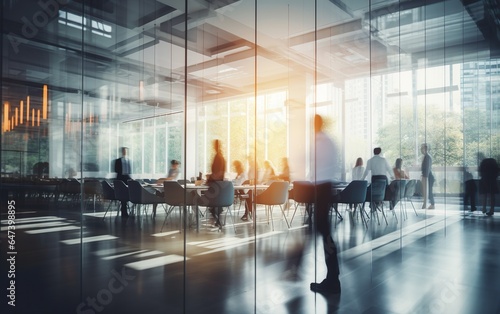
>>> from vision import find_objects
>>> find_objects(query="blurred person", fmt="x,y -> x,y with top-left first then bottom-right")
464,167 -> 477,212
362,147 -> 394,183
278,157 -> 291,182
287,114 -> 341,294
232,160 -> 251,221
114,147 -> 132,217
157,160 -> 181,184
278,157 -> 292,210
262,160 -> 277,184
352,157 -> 364,181
393,158 -> 409,180
349,157 -> 365,210
247,154 -> 259,184
166,159 -> 181,180
479,157 -> 499,216
232,160 -> 247,186
207,139 -> 226,226
309,114 -> 341,294
421,143 -> 435,209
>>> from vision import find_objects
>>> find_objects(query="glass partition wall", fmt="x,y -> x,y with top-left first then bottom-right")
2,0 -> 500,313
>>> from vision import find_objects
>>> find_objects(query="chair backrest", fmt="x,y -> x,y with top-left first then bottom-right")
127,180 -> 149,203
404,179 -> 417,198
163,181 -> 196,206
113,180 -> 129,202
367,178 -> 387,202
372,175 -> 388,185
101,181 -> 116,200
292,181 -> 315,203
199,181 -> 234,207
67,179 -> 81,194
385,180 -> 407,205
339,180 -> 368,203
256,181 -> 289,205
83,180 -> 102,196
129,180 -> 163,204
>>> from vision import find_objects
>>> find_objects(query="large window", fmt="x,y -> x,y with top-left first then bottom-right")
3,1 -> 500,313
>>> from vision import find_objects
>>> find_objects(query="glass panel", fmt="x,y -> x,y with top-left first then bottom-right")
4,0 -> 500,312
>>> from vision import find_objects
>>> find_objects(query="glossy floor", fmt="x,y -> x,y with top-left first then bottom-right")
1,198 -> 499,314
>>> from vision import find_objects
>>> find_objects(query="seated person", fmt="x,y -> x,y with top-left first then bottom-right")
232,160 -> 252,221
261,160 -> 277,184
393,158 -> 409,180
156,160 -> 181,183
232,160 -> 247,186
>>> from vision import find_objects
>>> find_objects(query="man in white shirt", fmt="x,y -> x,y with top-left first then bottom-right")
362,147 -> 394,183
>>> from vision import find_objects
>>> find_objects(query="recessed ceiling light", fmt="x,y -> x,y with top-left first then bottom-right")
206,90 -> 221,94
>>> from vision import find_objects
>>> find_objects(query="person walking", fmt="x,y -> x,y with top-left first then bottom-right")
308,114 -> 341,294
421,143 -> 435,209
114,147 -> 132,217
479,157 -> 499,216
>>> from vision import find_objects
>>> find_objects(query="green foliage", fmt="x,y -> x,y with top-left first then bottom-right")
377,104 -> 464,167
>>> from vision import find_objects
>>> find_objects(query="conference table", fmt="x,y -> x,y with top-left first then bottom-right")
149,182 -> 269,232
186,183 -> 270,231
149,181 -> 347,231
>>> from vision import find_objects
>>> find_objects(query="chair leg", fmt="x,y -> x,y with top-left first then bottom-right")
265,205 -> 275,231
223,205 -> 236,232
359,203 -> 369,228
333,205 -> 343,221
380,202 -> 388,225
301,204 -> 311,225
279,205 -> 291,229
391,203 -> 398,224
290,203 -> 298,225
213,207 -> 223,230
371,202 -> 380,226
161,205 -> 176,232
410,199 -> 418,216
102,201 -> 113,220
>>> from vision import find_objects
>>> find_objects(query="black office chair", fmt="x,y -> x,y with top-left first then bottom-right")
113,180 -> 131,216
384,180 -> 407,223
128,180 -> 164,217
83,179 -> 102,212
366,177 -> 388,225
403,179 -> 418,218
196,181 -> 235,231
332,180 -> 369,227
290,180 -> 315,226
101,181 -> 119,219
162,181 -> 197,232
255,181 -> 290,230
233,180 -> 251,219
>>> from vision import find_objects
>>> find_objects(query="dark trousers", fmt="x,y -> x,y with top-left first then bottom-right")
464,179 -> 477,210
286,181 -> 340,286
117,175 -> 131,216
314,181 -> 340,285
428,173 -> 435,205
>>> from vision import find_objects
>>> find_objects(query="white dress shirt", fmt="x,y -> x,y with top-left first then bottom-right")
309,131 -> 340,182
122,157 -> 131,174
362,155 -> 393,181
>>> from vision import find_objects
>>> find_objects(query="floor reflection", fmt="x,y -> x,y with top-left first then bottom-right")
4,198 -> 500,313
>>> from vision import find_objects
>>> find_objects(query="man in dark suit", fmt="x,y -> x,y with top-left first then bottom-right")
115,147 -> 132,217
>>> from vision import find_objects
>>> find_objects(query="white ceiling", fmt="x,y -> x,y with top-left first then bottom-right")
1,0 -> 498,123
